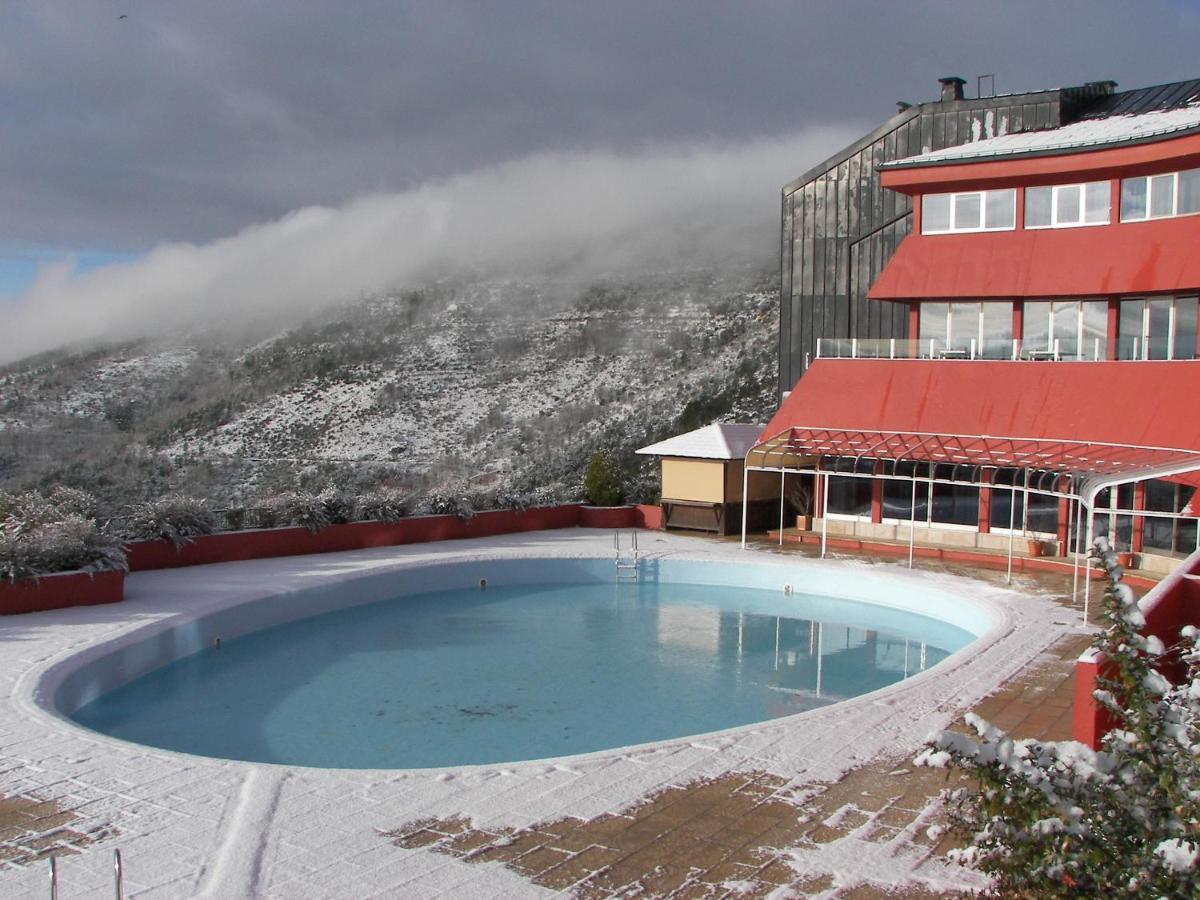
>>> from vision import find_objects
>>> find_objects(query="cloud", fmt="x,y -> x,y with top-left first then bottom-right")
0,127 -> 855,364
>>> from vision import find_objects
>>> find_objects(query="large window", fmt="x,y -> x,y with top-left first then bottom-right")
989,469 -> 1059,535
1022,300 -> 1107,360
919,301 -> 1013,358
1143,480 -> 1198,556
879,462 -> 978,528
1121,168 -> 1200,221
1117,296 -> 1198,360
1025,181 -> 1110,228
922,189 -> 1016,234
826,459 -> 874,518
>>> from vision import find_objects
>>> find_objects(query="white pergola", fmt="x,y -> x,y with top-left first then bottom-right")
740,426 -> 1200,620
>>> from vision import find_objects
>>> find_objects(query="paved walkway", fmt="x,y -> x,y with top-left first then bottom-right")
0,530 -> 1097,897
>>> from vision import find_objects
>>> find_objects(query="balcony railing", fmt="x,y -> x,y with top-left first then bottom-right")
815,337 -> 1198,362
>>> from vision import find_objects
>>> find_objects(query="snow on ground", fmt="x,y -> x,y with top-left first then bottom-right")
0,531 -> 1087,897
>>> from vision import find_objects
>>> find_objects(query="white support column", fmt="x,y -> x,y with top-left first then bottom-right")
1006,482 -> 1016,583
1083,496 -> 1096,623
1069,497 -> 1079,604
908,478 -> 917,568
740,465 -> 750,550
820,473 -> 830,559
778,469 -> 786,546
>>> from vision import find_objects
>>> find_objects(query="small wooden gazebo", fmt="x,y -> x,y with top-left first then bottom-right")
637,423 -> 776,535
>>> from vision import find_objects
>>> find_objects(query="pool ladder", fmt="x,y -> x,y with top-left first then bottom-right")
50,849 -> 124,899
614,531 -> 639,581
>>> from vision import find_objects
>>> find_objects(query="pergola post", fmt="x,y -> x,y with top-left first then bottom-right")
908,478 -> 917,568
740,464 -> 750,550
778,469 -> 785,546
1083,493 -> 1096,623
1006,479 -> 1016,583
820,472 -> 830,559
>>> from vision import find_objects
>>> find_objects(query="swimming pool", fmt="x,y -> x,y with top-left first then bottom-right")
52,557 -> 992,769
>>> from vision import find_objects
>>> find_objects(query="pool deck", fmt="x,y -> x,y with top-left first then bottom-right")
0,529 -> 1096,898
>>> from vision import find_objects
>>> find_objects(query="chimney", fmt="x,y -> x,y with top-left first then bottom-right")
1085,80 -> 1118,96
939,76 -> 966,102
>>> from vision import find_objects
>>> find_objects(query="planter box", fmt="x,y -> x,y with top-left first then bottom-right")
0,569 -> 125,615
126,504 -> 663,572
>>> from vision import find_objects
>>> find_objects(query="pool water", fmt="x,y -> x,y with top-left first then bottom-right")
70,580 -> 973,768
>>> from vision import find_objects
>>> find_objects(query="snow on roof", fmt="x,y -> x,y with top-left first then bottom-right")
883,105 -> 1200,167
636,423 -> 765,460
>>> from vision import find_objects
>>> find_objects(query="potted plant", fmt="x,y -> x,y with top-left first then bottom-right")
1026,537 -> 1045,557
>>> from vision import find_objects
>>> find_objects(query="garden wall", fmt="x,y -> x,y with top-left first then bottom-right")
126,504 -> 663,572
0,570 -> 125,616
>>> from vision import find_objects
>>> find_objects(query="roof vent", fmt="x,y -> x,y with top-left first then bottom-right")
939,76 -> 966,102
1084,80 -> 1118,95
897,101 -> 913,114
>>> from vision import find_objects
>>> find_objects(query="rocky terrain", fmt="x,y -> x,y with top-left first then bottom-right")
0,267 -> 779,516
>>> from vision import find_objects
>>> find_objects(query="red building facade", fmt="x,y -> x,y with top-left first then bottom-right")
750,93 -> 1200,576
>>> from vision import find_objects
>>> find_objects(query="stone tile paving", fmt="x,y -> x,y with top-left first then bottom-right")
0,532 -> 1106,897
380,627 -> 1090,898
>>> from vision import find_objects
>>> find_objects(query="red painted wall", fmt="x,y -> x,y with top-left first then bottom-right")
869,216 -> 1200,301
0,570 -> 125,616
126,505 -> 663,572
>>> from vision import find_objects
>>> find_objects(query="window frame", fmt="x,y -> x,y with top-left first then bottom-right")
921,189 -> 1017,235
1120,168 -> 1200,222
1024,181 -> 1111,229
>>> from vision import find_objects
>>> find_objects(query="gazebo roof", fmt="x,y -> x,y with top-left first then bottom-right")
637,423 -> 765,461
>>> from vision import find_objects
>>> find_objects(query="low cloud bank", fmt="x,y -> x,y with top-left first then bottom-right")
1,127 -> 853,363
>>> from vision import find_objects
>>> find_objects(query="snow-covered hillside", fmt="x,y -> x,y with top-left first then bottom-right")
0,269 -> 778,513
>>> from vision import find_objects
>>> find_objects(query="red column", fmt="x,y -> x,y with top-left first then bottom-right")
908,302 -> 920,356
1012,301 -> 1024,350
1056,476 -> 1069,554
871,461 -> 883,524
1132,481 -> 1146,553
1106,299 -> 1120,360
978,469 -> 993,534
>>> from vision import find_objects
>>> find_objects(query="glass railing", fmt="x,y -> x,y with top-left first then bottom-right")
816,336 -> 1197,362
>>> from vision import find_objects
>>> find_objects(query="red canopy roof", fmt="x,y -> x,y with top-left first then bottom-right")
867,217 -> 1200,301
758,360 -> 1200,488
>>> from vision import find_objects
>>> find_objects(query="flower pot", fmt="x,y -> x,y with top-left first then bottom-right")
1026,539 -> 1045,557
1117,551 -> 1136,569
795,514 -> 812,531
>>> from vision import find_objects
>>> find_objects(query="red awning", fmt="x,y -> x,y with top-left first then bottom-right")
756,360 -> 1200,489
867,217 -> 1200,301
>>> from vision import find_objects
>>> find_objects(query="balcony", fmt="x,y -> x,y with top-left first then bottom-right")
815,336 -> 1198,362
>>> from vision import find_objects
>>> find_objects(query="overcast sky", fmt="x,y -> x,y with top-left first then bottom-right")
1,1 -> 1198,356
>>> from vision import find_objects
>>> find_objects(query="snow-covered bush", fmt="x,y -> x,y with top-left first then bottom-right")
0,490 -> 126,582
257,491 -> 329,533
318,489 -> 358,525
916,538 -> 1200,897
357,488 -> 410,522
125,495 -> 219,548
420,492 -> 475,521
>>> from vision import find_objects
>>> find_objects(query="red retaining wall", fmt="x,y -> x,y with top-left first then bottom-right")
0,570 -> 125,616
1073,547 -> 1200,748
126,504 -> 664,572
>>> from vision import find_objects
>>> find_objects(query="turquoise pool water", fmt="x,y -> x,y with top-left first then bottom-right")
69,575 -> 974,768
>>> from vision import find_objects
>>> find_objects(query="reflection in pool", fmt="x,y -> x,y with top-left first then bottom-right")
71,579 -> 973,768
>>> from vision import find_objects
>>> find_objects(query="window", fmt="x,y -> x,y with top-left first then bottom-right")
921,189 -> 1016,234
1022,300 -> 1107,360
1117,296 -> 1199,360
1121,168 -> 1200,221
989,469 -> 1058,535
918,301 -> 1013,357
1143,480 -> 1198,556
826,459 -> 874,518
1024,181 -> 1110,228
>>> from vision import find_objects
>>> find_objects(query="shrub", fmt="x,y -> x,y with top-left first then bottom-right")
916,538 -> 1200,897
420,492 -> 475,521
255,491 -> 329,533
126,495 -> 219,548
357,488 -> 410,522
318,488 -> 358,525
0,504 -> 126,582
583,452 -> 623,506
